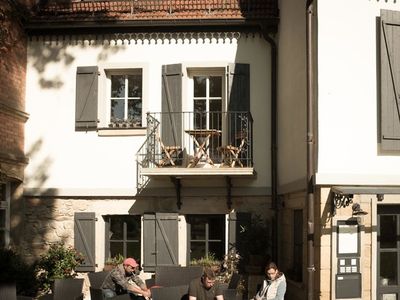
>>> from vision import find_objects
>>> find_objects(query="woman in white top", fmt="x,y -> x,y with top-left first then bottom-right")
253,262 -> 286,300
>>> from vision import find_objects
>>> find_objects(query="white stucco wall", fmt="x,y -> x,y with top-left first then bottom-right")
317,0 -> 400,185
24,34 -> 271,194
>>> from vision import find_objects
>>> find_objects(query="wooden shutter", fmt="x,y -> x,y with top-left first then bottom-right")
228,212 -> 251,253
74,212 -> 96,272
161,64 -> 182,146
381,10 -> 400,150
227,64 -> 250,146
143,213 -> 157,272
227,63 -> 250,112
143,213 -> 179,272
75,66 -> 98,131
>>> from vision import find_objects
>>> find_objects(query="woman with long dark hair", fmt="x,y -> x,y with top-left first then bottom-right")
252,262 -> 286,300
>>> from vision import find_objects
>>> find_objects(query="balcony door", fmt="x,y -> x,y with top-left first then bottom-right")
192,73 -> 224,161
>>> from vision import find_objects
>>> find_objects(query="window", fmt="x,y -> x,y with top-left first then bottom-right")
0,183 -> 9,248
292,209 -> 303,282
187,215 -> 225,261
190,72 -> 224,160
108,70 -> 143,127
105,215 -> 141,260
75,66 -> 146,133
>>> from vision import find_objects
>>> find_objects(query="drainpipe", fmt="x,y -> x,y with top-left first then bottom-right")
306,1 -> 316,300
260,26 -> 278,262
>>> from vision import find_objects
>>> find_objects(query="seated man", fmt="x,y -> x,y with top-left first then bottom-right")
189,268 -> 224,300
102,258 -> 151,300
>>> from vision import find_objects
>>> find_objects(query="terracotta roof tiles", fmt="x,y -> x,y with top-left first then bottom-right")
30,0 -> 278,23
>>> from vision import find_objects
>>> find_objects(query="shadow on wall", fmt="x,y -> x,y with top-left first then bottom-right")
28,37 -> 127,89
10,138 -> 63,264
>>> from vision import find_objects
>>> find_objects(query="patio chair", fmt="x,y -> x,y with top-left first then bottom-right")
0,282 -> 17,300
88,271 -> 109,300
38,278 -> 84,300
0,282 -> 35,300
154,266 -> 203,287
217,136 -> 246,167
156,134 -> 182,167
151,284 -> 189,300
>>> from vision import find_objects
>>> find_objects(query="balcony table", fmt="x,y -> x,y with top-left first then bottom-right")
185,129 -> 222,167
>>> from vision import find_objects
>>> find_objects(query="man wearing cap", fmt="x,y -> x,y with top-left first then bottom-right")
102,257 -> 151,299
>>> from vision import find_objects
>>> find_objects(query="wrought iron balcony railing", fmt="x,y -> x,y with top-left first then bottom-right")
136,111 -> 253,190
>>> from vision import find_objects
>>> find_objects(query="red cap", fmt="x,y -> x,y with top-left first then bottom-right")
123,258 -> 139,268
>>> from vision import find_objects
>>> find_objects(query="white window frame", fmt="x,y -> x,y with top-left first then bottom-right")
106,70 -> 143,126
97,63 -> 148,136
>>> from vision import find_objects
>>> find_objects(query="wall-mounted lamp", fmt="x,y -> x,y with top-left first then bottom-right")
352,203 -> 368,216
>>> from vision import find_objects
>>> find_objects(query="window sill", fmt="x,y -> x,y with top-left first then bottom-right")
98,127 -> 147,136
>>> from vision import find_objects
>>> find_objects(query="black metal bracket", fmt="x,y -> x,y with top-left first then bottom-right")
170,177 -> 182,210
226,176 -> 232,209
331,192 -> 353,216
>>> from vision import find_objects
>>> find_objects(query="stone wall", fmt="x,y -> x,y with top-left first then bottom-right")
21,198 -> 88,262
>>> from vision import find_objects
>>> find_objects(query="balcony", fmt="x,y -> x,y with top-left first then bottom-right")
136,111 -> 254,190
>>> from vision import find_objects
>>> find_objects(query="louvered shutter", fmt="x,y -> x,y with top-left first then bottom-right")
161,64 -> 182,146
75,66 -> 98,131
381,10 -> 400,150
74,212 -> 96,272
143,213 -> 179,272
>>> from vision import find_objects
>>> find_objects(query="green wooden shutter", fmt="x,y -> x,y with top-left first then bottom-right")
75,66 -> 98,131
381,10 -> 400,150
161,64 -> 182,146
74,212 -> 96,272
143,213 -> 179,272
228,212 -> 251,253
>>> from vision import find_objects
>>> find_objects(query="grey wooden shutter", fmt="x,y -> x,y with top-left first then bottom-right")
227,64 -> 250,145
381,10 -> 400,150
227,63 -> 250,112
228,212 -> 251,252
161,64 -> 182,146
143,213 -> 179,272
143,213 -> 157,272
74,212 -> 96,272
75,66 -> 98,131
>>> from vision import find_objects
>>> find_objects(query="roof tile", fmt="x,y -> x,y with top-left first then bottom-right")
31,0 -> 278,22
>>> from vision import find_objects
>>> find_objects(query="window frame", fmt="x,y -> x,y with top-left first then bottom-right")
186,214 -> 226,262
104,214 -> 141,261
97,63 -> 148,136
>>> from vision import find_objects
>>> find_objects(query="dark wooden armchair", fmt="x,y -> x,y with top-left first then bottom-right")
88,271 -> 109,300
38,278 -> 84,300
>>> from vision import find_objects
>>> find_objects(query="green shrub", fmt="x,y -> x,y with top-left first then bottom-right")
36,242 -> 84,293
0,248 -> 39,296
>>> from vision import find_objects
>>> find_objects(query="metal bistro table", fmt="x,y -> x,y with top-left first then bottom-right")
185,129 -> 222,167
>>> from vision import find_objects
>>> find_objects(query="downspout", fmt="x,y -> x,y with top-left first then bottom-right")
260,25 -> 278,262
306,1 -> 316,300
